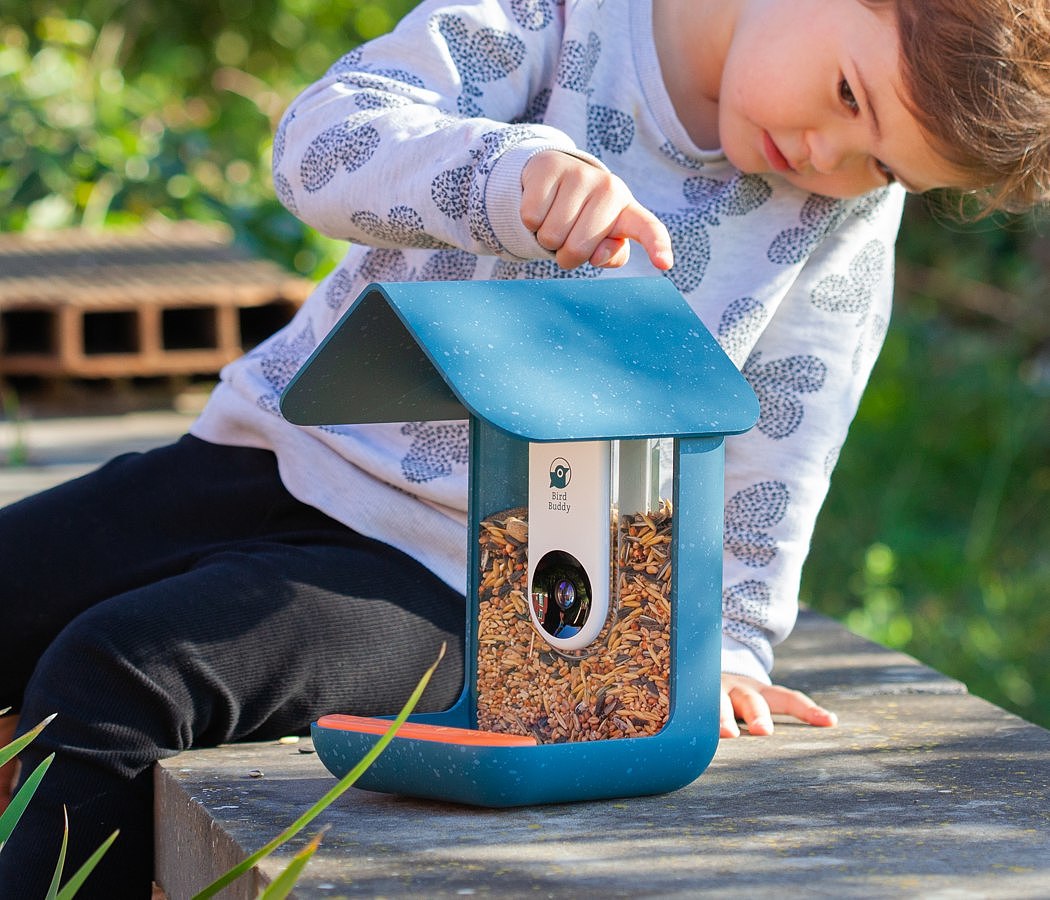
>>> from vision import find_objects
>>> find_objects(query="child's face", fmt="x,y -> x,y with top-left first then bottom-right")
716,0 -> 962,198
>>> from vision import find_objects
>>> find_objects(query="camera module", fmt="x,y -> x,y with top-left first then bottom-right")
530,550 -> 592,639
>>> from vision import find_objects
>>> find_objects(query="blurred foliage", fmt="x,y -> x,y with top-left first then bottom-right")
1,1 -> 1047,728
0,0 -> 415,274
804,200 -> 1050,729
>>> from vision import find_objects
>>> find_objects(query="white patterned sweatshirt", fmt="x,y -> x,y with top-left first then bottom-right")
191,0 -> 905,684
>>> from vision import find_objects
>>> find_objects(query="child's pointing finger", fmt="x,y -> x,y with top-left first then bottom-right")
612,204 -> 674,271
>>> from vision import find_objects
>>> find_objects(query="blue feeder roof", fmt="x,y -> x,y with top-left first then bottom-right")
280,277 -> 759,442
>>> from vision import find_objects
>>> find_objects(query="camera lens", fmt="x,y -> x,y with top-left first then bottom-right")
554,579 -> 576,610
531,550 -> 592,640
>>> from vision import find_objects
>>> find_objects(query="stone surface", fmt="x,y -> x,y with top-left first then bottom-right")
156,611 -> 1050,899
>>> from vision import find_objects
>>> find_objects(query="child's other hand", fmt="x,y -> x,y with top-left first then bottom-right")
521,150 -> 674,272
720,673 -> 838,738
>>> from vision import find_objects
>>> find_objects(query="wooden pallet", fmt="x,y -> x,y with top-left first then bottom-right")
0,224 -> 312,379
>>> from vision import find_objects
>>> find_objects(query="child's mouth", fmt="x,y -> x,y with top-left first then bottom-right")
762,132 -> 794,173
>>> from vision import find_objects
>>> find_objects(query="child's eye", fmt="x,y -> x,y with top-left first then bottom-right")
875,159 -> 897,185
839,78 -> 860,113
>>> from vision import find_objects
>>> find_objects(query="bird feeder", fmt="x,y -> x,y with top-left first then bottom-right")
281,276 -> 758,806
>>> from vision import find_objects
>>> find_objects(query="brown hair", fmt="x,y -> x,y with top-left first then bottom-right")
891,0 -> 1050,215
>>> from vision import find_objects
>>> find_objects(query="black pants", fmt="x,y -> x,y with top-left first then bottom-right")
0,435 -> 465,898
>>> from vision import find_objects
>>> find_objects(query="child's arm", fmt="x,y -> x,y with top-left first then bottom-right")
712,189 -> 906,735
272,0 -> 645,267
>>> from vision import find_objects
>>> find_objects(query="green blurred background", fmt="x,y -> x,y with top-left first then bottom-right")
2,0 -> 1048,728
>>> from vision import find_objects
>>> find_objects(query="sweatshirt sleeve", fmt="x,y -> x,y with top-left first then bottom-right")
717,187 -> 906,683
271,0 -> 604,261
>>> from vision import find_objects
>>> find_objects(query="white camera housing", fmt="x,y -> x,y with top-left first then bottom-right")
527,440 -> 611,650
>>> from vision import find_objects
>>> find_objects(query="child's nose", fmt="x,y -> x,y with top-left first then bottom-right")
806,125 -> 865,174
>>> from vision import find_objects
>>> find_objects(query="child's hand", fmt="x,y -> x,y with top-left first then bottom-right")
720,673 -> 838,738
521,150 -> 674,271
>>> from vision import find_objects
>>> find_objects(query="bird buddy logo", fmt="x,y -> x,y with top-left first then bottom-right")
548,457 -> 571,513
549,457 -> 571,489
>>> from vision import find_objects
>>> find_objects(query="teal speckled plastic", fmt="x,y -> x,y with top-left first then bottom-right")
281,277 -> 759,807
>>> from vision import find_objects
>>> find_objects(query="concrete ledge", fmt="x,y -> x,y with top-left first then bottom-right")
0,410 -> 196,507
155,610 -> 1050,898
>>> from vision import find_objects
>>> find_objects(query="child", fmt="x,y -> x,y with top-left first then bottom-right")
2,0 -> 1047,894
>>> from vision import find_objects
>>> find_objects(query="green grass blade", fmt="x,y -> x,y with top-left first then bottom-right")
0,753 -> 54,847
258,828 -> 326,899
192,643 -> 446,900
56,830 -> 120,900
0,713 -> 56,769
44,805 -> 69,900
